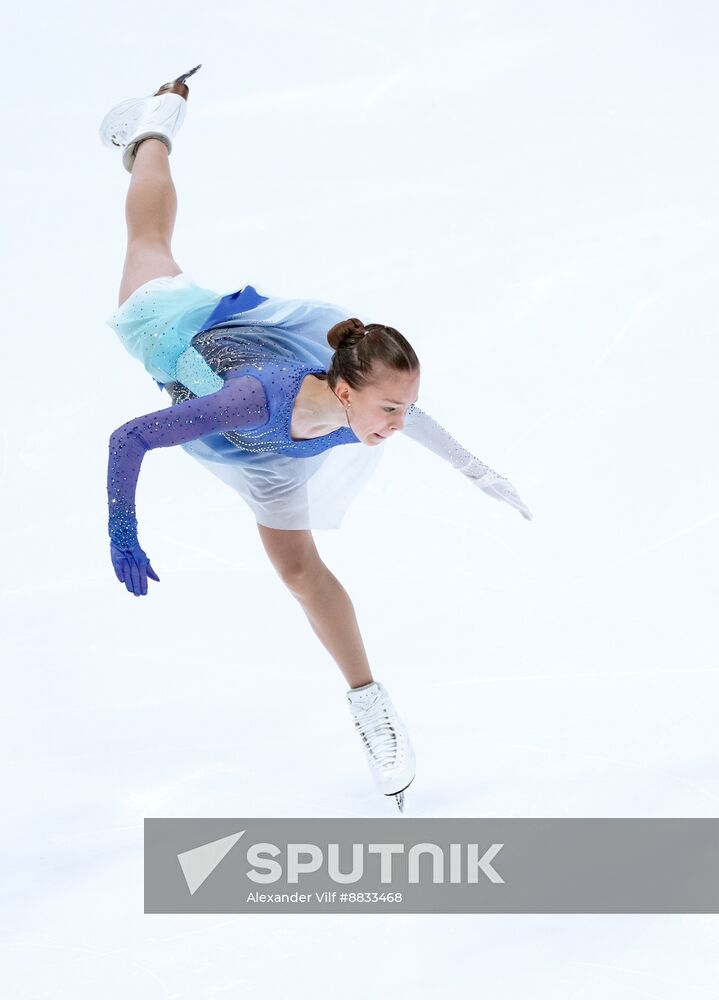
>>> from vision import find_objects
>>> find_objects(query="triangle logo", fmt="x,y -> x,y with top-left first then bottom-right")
177,830 -> 245,895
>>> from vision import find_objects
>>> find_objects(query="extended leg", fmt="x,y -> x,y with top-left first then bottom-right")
257,525 -> 415,811
118,138 -> 182,307
257,524 -> 374,689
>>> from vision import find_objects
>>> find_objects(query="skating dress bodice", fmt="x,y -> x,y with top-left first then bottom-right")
107,344 -> 360,549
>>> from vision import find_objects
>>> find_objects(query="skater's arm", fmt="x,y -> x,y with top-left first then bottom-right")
401,405 -> 479,472
400,405 -> 533,520
107,375 -> 268,549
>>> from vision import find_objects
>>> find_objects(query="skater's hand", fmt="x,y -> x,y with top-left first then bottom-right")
110,542 -> 160,596
462,460 -> 533,520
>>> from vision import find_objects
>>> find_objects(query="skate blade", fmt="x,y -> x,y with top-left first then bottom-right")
155,64 -> 202,99
175,64 -> 202,85
384,775 -> 414,813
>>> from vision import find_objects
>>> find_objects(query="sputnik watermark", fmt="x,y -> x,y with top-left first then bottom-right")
178,831 -> 504,894
145,818 -> 719,913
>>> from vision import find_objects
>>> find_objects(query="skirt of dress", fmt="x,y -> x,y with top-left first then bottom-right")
106,273 -> 385,532
106,272 -> 223,385
179,431 -> 383,531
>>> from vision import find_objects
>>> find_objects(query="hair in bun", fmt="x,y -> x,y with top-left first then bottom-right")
326,317 -> 367,351
321,316 -> 420,394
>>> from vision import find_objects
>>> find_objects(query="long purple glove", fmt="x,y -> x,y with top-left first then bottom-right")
107,374 -> 268,596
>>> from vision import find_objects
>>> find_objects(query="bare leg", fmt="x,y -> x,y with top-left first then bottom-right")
257,524 -> 374,689
118,138 -> 182,307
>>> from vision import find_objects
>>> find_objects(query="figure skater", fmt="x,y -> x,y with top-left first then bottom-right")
99,65 -> 532,811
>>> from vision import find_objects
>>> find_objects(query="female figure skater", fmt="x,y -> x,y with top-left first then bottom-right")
100,66 -> 532,811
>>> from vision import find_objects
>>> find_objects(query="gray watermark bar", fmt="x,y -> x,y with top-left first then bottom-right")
144,818 -> 719,913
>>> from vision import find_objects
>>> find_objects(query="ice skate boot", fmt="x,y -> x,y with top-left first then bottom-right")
99,64 -> 202,173
347,681 -> 416,812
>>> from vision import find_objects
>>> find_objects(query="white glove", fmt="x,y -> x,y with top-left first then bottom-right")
458,457 -> 533,520
401,406 -> 533,521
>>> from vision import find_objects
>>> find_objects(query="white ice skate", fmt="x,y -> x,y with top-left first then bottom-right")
347,681 -> 416,812
99,64 -> 201,173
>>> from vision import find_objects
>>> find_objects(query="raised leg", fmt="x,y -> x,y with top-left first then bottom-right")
118,137 -> 182,307
257,524 -> 374,689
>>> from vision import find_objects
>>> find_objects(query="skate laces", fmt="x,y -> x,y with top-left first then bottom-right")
352,691 -> 399,771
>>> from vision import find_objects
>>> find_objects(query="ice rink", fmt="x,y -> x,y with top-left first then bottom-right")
2,0 -> 718,996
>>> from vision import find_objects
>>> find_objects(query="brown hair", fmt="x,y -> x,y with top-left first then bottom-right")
319,317 -> 420,392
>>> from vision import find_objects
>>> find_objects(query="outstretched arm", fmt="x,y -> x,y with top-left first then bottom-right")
400,405 -> 533,520
107,374 -> 268,595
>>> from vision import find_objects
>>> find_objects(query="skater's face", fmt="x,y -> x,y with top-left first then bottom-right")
339,366 -> 421,445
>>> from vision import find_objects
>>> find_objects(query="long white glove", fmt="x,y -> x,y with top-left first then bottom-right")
400,406 -> 533,520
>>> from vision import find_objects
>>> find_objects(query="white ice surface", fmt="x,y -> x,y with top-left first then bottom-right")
1,0 -> 718,997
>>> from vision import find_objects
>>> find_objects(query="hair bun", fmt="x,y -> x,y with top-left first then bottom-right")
327,317 -> 367,351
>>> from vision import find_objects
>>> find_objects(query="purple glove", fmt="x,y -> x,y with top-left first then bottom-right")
110,542 -> 160,597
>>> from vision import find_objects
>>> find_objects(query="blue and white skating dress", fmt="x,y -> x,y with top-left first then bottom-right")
106,273 -> 387,532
